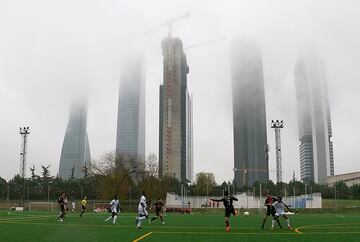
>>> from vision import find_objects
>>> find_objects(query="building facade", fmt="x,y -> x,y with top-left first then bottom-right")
327,171 -> 360,187
231,38 -> 269,188
159,37 -> 193,184
295,52 -> 334,184
115,54 -> 145,159
59,100 -> 91,179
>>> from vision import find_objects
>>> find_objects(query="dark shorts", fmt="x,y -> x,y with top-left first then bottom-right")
266,206 -> 275,216
81,205 -> 86,211
225,206 -> 236,218
111,212 -> 117,217
155,209 -> 162,216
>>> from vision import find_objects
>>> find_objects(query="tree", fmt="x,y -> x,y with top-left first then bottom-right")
138,153 -> 161,199
70,166 -> 75,180
335,181 -> 351,199
193,172 -> 217,196
30,165 -> 38,180
0,177 -> 7,201
350,184 -> 360,199
40,165 -> 53,183
91,152 -> 144,200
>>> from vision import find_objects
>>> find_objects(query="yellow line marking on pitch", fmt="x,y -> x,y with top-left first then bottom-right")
294,227 -> 304,234
132,232 -> 153,242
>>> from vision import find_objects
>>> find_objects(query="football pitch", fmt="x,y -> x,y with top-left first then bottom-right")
1,211 -> 360,242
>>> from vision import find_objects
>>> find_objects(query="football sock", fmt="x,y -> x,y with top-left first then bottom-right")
261,219 -> 266,228
113,215 -> 117,224
225,221 -> 230,227
137,216 -> 146,227
151,216 -> 157,221
286,219 -> 291,227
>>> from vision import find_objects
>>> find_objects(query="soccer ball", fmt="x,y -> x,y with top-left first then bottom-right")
244,211 -> 249,217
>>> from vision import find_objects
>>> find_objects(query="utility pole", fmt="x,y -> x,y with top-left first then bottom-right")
271,120 -> 284,184
334,183 -> 337,212
206,182 -> 209,213
19,126 -> 30,206
7,183 -> 9,204
129,185 -> 132,212
259,183 -> 262,210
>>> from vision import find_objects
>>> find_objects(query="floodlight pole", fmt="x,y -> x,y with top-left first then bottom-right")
19,127 -> 30,178
19,126 -> 30,206
271,120 -> 284,184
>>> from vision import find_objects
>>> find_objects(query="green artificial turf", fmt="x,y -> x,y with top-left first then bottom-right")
0,210 -> 360,242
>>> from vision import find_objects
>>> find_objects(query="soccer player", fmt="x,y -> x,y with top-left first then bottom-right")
80,196 -> 87,217
64,195 -> 69,213
105,195 -> 120,224
210,191 -> 238,232
70,192 -> 76,212
261,192 -> 282,229
57,192 -> 66,222
271,196 -> 294,231
135,191 -> 149,229
149,198 -> 165,224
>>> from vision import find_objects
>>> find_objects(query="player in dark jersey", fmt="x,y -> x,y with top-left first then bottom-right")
261,192 -> 282,229
149,198 -> 165,224
57,192 -> 66,222
210,191 -> 238,232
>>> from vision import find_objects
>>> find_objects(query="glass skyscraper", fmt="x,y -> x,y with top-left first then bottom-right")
231,37 -> 269,188
58,99 -> 91,179
294,52 -> 334,184
115,53 -> 145,159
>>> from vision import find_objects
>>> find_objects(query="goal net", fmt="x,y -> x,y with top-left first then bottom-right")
28,202 -> 54,212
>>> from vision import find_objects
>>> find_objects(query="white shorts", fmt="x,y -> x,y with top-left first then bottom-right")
138,205 -> 148,217
275,212 -> 285,217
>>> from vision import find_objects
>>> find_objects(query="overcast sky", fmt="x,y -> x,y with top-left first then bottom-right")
1,0 -> 359,184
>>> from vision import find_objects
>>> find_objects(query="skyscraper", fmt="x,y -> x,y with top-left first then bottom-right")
59,99 -> 91,179
294,52 -> 334,184
115,53 -> 145,159
231,38 -> 269,188
159,37 -> 193,183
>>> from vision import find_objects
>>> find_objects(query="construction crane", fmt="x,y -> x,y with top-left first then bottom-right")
143,13 -> 191,37
184,37 -> 227,50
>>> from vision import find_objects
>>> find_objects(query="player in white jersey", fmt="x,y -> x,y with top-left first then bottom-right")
105,195 -> 120,224
135,191 -> 149,229
271,196 -> 294,231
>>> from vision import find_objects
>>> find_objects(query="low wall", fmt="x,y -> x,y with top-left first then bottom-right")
166,192 -> 322,209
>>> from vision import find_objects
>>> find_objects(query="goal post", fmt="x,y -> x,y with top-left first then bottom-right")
28,202 -> 54,213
